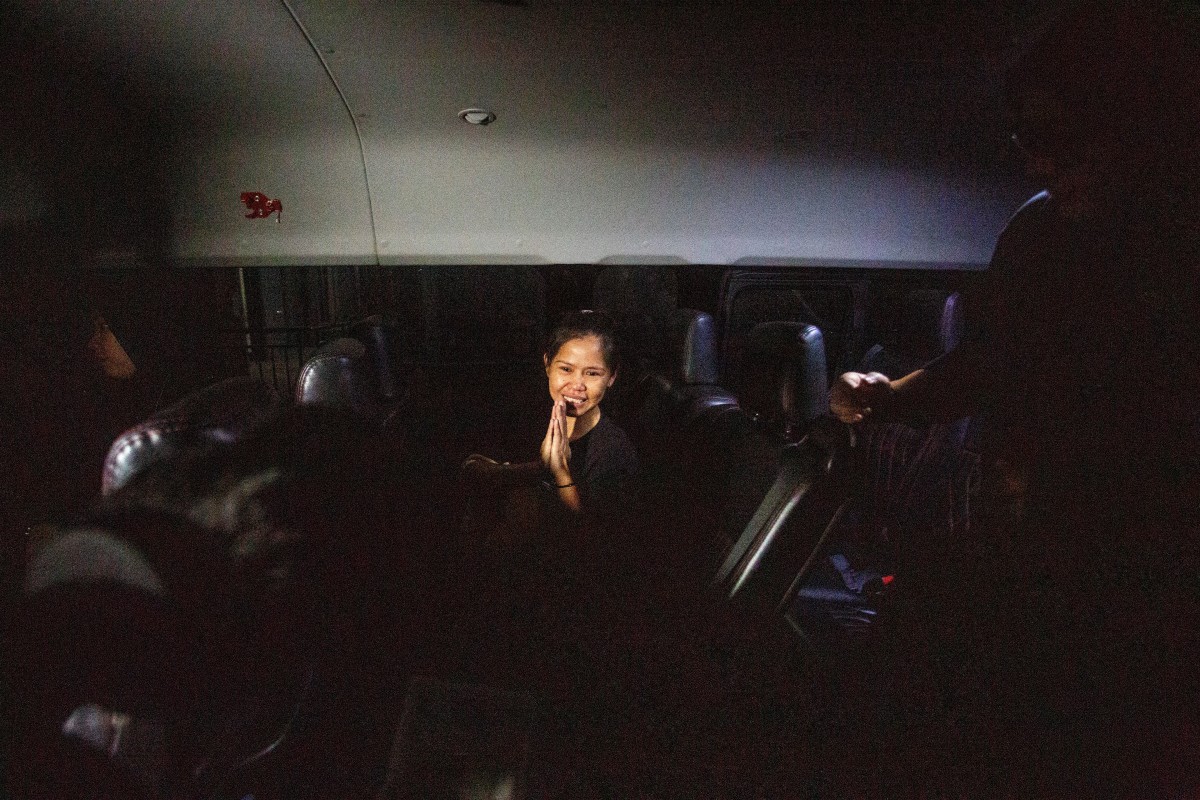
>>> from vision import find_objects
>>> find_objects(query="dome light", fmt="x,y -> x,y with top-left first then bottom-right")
459,108 -> 496,126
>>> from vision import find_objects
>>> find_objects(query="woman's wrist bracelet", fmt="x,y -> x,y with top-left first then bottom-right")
542,479 -> 575,490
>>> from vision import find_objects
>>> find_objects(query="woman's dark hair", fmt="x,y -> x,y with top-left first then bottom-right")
544,309 -> 621,375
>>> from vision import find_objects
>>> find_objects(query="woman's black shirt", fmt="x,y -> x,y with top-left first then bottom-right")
567,414 -> 638,524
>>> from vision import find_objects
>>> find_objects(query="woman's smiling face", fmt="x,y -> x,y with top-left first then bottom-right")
544,334 -> 616,419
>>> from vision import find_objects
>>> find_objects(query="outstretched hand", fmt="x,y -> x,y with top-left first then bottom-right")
829,371 -> 894,424
540,399 -> 572,485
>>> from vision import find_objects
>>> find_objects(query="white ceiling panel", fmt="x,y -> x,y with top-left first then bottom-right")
9,0 -> 1040,266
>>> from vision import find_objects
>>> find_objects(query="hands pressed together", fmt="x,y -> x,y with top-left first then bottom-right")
540,398 -> 573,486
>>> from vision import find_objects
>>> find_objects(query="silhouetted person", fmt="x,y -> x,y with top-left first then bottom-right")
830,4 -> 1200,795
7,406 -> 427,799
0,231 -> 142,601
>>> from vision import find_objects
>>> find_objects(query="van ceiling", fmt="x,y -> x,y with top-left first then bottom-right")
9,1 -> 1042,268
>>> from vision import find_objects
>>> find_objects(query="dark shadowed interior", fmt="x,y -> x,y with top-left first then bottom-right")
3,2 -> 1198,798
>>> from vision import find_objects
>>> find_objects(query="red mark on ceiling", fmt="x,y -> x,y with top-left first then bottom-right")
240,192 -> 283,222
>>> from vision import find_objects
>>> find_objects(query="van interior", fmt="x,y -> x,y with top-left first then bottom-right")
2,1 -> 1104,797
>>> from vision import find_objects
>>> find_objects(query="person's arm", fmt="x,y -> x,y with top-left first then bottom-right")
830,342 -> 991,426
462,454 -> 543,480
832,194 -> 1046,427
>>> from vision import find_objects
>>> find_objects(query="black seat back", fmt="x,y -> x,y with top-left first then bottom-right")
669,309 -> 739,416
604,307 -> 740,467
350,315 -> 404,401
295,337 -> 377,413
592,277 -> 757,579
102,376 -> 278,495
859,289 -> 962,378
669,308 -> 719,386
732,321 -> 829,442
713,419 -> 854,612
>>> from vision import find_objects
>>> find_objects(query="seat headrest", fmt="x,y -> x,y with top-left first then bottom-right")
295,337 -> 376,411
895,289 -> 962,362
669,309 -> 719,385
735,322 -> 829,437
351,316 -> 402,400
102,377 -> 278,495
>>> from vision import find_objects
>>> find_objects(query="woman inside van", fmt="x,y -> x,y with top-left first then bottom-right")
457,311 -> 639,686
462,309 -> 638,533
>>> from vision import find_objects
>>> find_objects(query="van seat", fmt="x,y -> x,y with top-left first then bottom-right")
295,337 -> 378,412
102,376 -> 278,495
605,308 -> 737,465
669,308 -> 719,386
859,289 -> 962,378
351,316 -> 404,402
585,298 -> 760,582
732,322 -> 829,442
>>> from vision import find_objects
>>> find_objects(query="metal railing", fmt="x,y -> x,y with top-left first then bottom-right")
234,322 -> 354,398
